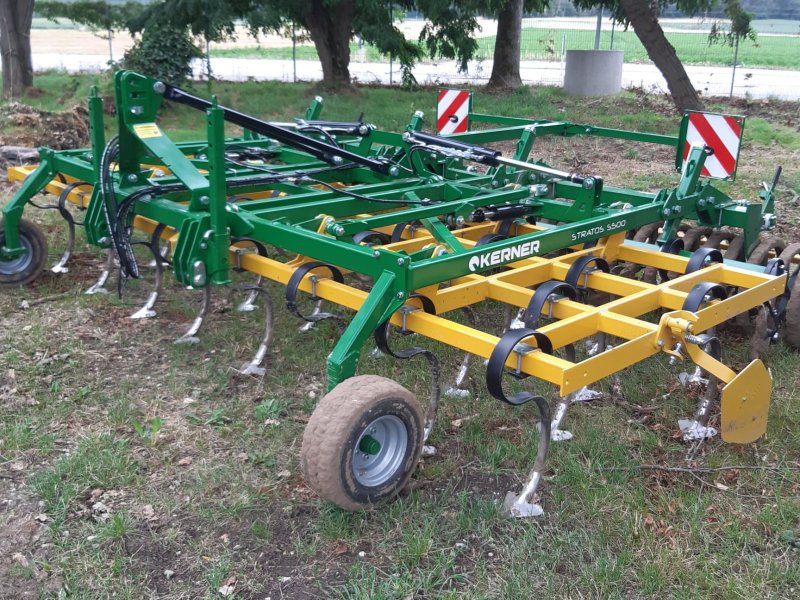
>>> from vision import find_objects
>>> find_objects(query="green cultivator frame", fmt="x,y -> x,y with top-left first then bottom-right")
2,72 -> 798,516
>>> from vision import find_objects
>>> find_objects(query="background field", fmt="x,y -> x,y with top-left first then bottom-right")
1,73 -> 799,599
213,19 -> 800,70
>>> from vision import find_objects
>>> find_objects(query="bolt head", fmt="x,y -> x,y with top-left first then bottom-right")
396,292 -> 404,299
396,257 -> 405,265
388,165 -> 399,176
153,81 -> 166,94
199,196 -> 210,205
373,250 -> 380,258
126,173 -> 138,183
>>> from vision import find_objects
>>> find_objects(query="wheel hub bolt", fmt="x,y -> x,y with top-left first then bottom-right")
358,434 -> 381,455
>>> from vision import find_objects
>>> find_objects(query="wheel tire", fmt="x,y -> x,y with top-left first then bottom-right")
301,375 -> 424,511
0,218 -> 48,288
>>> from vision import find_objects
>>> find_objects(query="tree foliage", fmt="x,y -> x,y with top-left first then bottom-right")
572,0 -> 755,40
36,1 -> 147,31
122,18 -> 201,85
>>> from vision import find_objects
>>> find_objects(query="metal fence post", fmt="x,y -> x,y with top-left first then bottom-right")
729,34 -> 740,98
594,9 -> 602,50
292,24 -> 297,83
610,20 -> 616,50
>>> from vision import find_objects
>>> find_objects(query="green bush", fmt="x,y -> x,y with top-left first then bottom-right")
123,19 -> 201,85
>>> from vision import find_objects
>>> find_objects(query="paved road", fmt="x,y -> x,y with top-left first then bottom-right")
29,53 -> 800,100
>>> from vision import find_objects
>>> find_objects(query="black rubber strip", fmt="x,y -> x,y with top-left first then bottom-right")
497,218 -> 516,238
390,220 -> 422,243
353,230 -> 391,246
657,237 -> 685,283
485,327 -> 553,406
523,280 -> 577,329
149,223 -> 172,266
285,261 -> 345,322
476,232 -> 508,246
373,295 -> 441,413
57,181 -> 91,226
373,293 -> 437,356
564,256 -> 609,289
683,281 -> 728,312
685,247 -> 723,274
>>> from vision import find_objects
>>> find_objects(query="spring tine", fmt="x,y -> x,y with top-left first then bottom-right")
129,244 -> 163,320
174,286 -> 211,345
235,286 -> 274,377
237,275 -> 263,312
444,352 -> 472,398
51,214 -> 76,274
85,249 -> 114,295
502,395 -> 551,518
298,299 -> 324,332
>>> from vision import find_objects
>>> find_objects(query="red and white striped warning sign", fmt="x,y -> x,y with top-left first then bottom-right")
681,111 -> 744,180
437,89 -> 471,135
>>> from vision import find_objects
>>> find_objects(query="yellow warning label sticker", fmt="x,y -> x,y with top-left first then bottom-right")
133,123 -> 162,139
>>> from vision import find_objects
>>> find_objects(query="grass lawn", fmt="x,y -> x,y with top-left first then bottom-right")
1,73 -> 799,598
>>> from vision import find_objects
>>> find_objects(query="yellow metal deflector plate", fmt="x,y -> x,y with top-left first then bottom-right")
720,359 -> 771,443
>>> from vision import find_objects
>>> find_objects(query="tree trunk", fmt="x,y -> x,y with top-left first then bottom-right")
303,0 -> 354,89
0,0 -> 34,99
487,0 -> 524,89
619,0 -> 703,112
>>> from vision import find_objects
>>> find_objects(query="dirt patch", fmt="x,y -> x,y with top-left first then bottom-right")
0,103 -> 89,150
0,477 -> 63,599
717,95 -> 800,129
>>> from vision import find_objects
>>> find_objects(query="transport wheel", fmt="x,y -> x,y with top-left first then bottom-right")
301,375 -> 424,511
0,218 -> 48,287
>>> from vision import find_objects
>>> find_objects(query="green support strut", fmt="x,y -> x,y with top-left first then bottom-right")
326,271 -> 405,391
1,152 -> 54,259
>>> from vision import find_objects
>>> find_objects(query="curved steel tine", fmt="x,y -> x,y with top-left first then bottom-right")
444,352 -> 472,398
174,286 -> 211,345
51,214 -> 76,274
85,249 -> 114,295
129,244 -> 163,320
445,306 -> 478,398
420,351 -> 441,457
298,299 -> 324,332
237,275 -> 263,312
503,395 -> 551,518
236,286 -> 274,377
147,224 -> 172,268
